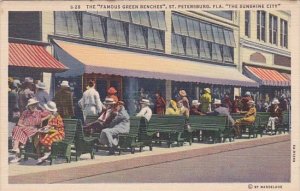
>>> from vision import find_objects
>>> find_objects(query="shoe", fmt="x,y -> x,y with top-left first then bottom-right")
11,148 -> 20,154
40,152 -> 51,160
10,157 -> 21,163
36,158 -> 45,165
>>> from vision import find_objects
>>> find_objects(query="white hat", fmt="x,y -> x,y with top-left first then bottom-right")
36,82 -> 46,90
272,99 -> 280,105
204,88 -> 211,94
245,91 -> 251,96
12,80 -> 21,88
26,98 -> 39,107
44,101 -> 58,112
140,99 -> 150,105
24,77 -> 34,83
213,99 -> 222,105
61,80 -> 70,87
103,97 -> 116,105
192,100 -> 200,106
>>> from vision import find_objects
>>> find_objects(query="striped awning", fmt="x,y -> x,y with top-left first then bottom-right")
9,42 -> 68,72
280,72 -> 291,82
244,66 -> 290,86
53,40 -> 258,87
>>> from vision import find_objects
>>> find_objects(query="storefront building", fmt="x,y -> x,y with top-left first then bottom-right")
239,10 -> 291,104
47,10 -> 260,115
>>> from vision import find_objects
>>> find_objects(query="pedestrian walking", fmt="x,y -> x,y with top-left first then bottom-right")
53,80 -> 74,118
35,81 -> 50,110
78,81 -> 103,122
200,88 -> 212,113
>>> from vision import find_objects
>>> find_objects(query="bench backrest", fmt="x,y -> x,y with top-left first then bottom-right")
187,115 -> 227,129
62,119 -> 78,143
147,115 -> 186,132
85,115 -> 99,125
256,112 -> 271,126
128,116 -> 142,135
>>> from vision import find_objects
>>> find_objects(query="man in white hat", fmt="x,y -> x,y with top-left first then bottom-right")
53,80 -> 74,118
35,81 -> 50,110
200,88 -> 212,113
84,97 -> 117,135
267,98 -> 283,134
190,100 -> 204,115
136,99 -> 152,121
78,81 -> 104,122
206,99 -> 235,125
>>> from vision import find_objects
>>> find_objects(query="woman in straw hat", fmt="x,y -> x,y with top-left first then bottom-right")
10,98 -> 50,163
234,100 -> 257,138
200,88 -> 212,113
36,101 -> 65,164
178,90 -> 190,117
165,100 -> 181,115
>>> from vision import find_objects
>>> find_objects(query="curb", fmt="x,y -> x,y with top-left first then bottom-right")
9,134 -> 290,184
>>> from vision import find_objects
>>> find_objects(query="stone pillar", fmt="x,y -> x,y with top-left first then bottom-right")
165,80 -> 172,107
124,77 -> 139,115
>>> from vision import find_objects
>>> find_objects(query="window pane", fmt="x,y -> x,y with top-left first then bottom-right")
136,26 -> 146,48
223,46 -> 233,62
119,11 -> 130,22
107,19 -> 118,43
187,19 -> 195,38
199,22 -> 208,41
172,14 -> 181,34
212,26 -> 220,43
83,14 -> 105,40
178,16 -> 188,36
55,12 -> 68,35
218,28 -> 225,44
205,24 -> 214,42
82,14 -> 94,38
110,11 -> 121,20
65,12 -> 80,36
157,12 -> 166,30
172,34 -> 184,55
199,40 -> 211,59
153,29 -> 163,50
212,43 -> 222,61
115,21 -> 127,44
139,12 -> 150,27
148,29 -> 155,49
193,20 -> 201,39
87,11 -> 109,17
131,12 -> 141,25
149,12 -> 159,29
171,33 -> 179,54
186,37 -> 198,58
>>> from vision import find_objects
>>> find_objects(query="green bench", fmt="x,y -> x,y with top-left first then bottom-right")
146,115 -> 186,148
187,115 -> 233,143
118,116 -> 145,154
231,114 -> 260,138
276,112 -> 290,134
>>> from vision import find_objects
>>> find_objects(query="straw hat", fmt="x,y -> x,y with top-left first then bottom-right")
61,80 -> 70,87
26,98 -> 39,107
213,99 -> 222,105
204,88 -> 211,94
103,97 -> 116,105
272,99 -> 280,105
36,82 -> 46,90
245,91 -> 251,96
192,100 -> 200,106
179,90 -> 187,97
107,87 -> 117,94
140,99 -> 150,105
44,101 -> 58,112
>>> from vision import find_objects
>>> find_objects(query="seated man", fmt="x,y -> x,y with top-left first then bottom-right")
234,100 -> 256,138
84,98 -> 117,135
267,98 -> 282,135
206,99 -> 235,125
99,101 -> 130,155
190,100 -> 205,116
136,99 -> 152,122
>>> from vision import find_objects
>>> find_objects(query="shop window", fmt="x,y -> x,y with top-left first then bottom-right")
211,43 -> 222,62
149,11 -> 166,30
107,19 -> 127,45
257,11 -> 266,41
280,19 -> 288,48
199,40 -> 211,60
82,13 -> 105,41
55,12 -> 80,36
171,34 -> 185,55
186,37 -> 198,58
245,11 -> 250,37
223,46 -> 233,62
110,11 -> 131,22
148,29 -> 164,50
269,14 -> 278,45
129,24 -> 146,48
131,11 -> 150,27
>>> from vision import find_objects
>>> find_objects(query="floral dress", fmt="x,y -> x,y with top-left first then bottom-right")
39,114 -> 65,150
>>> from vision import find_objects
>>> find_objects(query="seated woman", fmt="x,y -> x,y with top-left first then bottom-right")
36,101 -> 65,164
234,100 -> 256,138
165,100 -> 180,115
267,99 -> 282,135
10,98 -> 50,163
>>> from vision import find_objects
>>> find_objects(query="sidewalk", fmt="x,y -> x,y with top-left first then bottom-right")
9,134 -> 290,184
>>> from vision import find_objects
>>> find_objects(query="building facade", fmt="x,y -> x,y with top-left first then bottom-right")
239,10 -> 291,105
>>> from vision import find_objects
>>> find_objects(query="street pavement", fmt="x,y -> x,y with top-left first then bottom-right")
62,141 -> 291,183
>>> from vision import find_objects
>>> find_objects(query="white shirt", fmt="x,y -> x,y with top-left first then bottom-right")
78,87 -> 103,113
136,106 -> 152,121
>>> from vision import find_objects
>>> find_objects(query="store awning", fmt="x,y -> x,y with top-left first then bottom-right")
244,66 -> 290,87
9,42 -> 68,72
280,72 -> 291,82
53,40 -> 258,87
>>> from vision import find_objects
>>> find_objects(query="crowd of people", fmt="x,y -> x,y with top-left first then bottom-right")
8,77 -> 290,163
